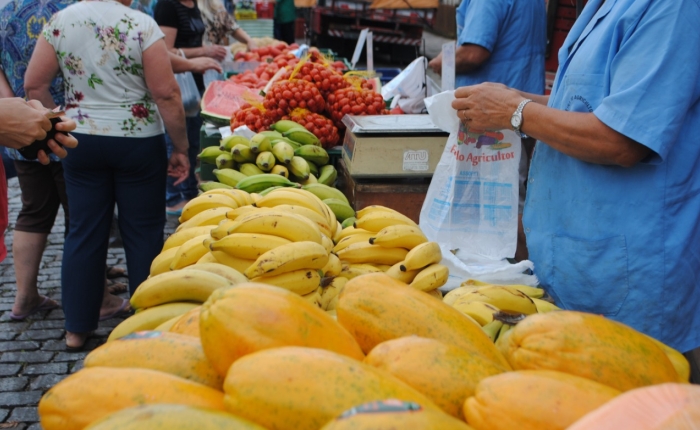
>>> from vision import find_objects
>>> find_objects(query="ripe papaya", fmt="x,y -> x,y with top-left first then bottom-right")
169,306 -> 201,337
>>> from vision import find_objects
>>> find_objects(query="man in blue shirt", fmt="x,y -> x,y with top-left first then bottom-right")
450,0 -> 700,379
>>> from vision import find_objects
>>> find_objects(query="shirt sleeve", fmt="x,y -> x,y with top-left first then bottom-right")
593,1 -> 700,162
457,0 -> 510,52
139,15 -> 165,51
42,12 -> 62,51
153,0 -> 178,28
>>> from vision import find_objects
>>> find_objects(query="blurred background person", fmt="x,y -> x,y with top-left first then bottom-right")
25,0 -> 190,350
198,0 -> 256,49
273,0 -> 296,45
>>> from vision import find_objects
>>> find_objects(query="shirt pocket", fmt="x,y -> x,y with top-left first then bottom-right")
549,234 -> 629,316
559,73 -> 606,112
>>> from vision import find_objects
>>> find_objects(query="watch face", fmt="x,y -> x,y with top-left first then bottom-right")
511,114 -> 521,129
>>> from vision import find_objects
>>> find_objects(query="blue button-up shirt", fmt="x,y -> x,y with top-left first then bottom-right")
455,0 -> 546,94
524,0 -> 700,352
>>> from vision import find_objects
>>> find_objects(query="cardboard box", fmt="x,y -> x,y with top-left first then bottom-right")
341,115 -> 448,178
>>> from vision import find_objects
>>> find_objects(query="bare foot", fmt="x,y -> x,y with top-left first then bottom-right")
11,294 -> 59,320
100,288 -> 130,319
65,331 -> 92,351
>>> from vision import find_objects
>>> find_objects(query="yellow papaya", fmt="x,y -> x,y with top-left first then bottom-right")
464,370 -> 620,430
85,404 -> 265,430
336,273 -> 509,369
83,331 -> 222,389
498,311 -> 679,392
38,367 -> 225,430
200,283 -> 365,376
364,336 -> 508,419
223,346 -> 440,430
320,399 -> 474,430
169,306 -> 201,338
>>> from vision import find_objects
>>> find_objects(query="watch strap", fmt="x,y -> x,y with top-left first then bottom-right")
513,98 -> 533,136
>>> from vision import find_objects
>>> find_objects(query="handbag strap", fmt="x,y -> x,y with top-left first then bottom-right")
177,48 -> 186,58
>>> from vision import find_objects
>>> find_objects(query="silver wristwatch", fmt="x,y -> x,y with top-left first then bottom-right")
510,98 -> 533,138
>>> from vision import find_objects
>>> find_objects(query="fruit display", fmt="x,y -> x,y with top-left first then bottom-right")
37,182 -> 698,429
200,80 -> 263,127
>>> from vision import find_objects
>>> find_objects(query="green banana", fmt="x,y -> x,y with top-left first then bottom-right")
317,165 -> 338,186
323,198 -> 355,222
235,173 -> 300,194
302,183 -> 350,205
198,146 -> 226,164
255,151 -> 276,172
271,119 -> 307,134
341,216 -> 356,229
249,134 -> 272,153
481,320 -> 504,342
231,143 -> 256,163
284,129 -> 321,147
258,130 -> 283,139
215,152 -> 235,169
270,164 -> 289,178
258,185 -> 284,196
238,163 -> 265,176
297,173 -> 318,185
289,156 -> 311,180
270,136 -> 302,150
271,141 -> 295,165
220,135 -> 251,152
199,181 -> 233,191
307,160 -> 319,177
294,145 -> 329,166
213,168 -> 248,187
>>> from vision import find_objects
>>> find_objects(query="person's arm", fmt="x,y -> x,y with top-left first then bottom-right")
142,39 -> 190,186
428,44 -> 492,76
23,37 -> 60,109
451,84 -> 650,167
169,51 -> 223,73
160,26 -> 228,61
0,69 -> 14,98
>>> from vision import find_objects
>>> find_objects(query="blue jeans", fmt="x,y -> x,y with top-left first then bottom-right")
165,115 -> 201,207
61,133 -> 167,333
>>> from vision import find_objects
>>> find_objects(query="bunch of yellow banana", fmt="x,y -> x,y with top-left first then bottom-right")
442,280 -> 560,343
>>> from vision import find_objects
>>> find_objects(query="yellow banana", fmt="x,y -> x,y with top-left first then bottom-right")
400,241 -> 442,271
149,247 -> 178,277
481,319 -> 504,342
335,242 -> 409,266
255,151 -> 276,172
384,261 -> 420,284
334,226 -> 372,243
270,164 -> 289,178
321,252 -> 342,277
271,204 -> 334,237
179,194 -> 239,222
169,234 -> 211,270
332,232 -> 374,253
456,285 -> 538,315
209,250 -> 255,274
532,297 -> 561,313
333,221 -> 343,242
255,189 -> 327,220
301,287 -> 322,307
451,299 -> 500,326
249,193 -> 262,204
108,302 -> 200,342
210,219 -> 239,240
153,314 -> 181,332
209,232 -> 292,260
409,263 -> 449,292
374,264 -> 392,271
461,279 -> 545,299
196,252 -> 218,264
220,188 -> 254,206
369,224 -> 428,250
319,276 -> 347,310
354,210 -> 417,232
184,262 -> 248,284
443,286 -> 479,306
426,288 -> 443,299
271,187 -> 335,226
355,205 -> 399,219
321,234 -> 334,253
226,205 -> 266,220
226,210 -> 324,245
175,207 -> 231,232
163,225 -> 216,251
244,241 -> 329,279
130,269 -> 232,309
339,263 -> 384,280
252,268 -> 321,295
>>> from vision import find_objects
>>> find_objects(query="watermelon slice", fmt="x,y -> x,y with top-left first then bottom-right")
200,81 -> 263,127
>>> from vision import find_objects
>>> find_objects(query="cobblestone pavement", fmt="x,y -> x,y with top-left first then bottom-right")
0,177 -> 179,428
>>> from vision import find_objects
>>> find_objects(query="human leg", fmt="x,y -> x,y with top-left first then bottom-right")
10,161 -> 64,318
113,135 -> 168,295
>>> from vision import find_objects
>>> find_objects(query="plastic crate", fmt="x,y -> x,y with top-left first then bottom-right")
198,127 -> 222,182
354,67 -> 402,85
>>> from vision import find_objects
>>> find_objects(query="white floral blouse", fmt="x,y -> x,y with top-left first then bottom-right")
43,0 -> 165,137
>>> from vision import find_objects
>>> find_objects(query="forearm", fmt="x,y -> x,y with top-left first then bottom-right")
455,44 -> 490,74
0,70 -> 14,98
154,93 -> 189,152
176,46 -> 207,59
24,83 -> 57,109
232,28 -> 252,45
521,103 -> 650,167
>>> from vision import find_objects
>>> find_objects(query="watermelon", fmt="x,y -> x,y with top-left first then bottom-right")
200,81 -> 263,127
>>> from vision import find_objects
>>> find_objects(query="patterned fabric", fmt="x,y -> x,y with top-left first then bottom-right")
0,0 -> 75,161
202,9 -> 239,45
43,0 -> 165,137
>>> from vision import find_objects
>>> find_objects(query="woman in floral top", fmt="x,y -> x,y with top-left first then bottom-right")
198,0 -> 256,48
24,0 -> 190,350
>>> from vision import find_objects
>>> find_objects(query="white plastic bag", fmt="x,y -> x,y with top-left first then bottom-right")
381,57 -> 427,114
175,50 -> 202,117
421,90 -> 538,289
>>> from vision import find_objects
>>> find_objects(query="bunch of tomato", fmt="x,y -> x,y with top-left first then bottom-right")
282,62 -> 350,98
326,87 -> 389,129
262,79 -> 326,122
283,108 -> 340,148
230,104 -> 272,132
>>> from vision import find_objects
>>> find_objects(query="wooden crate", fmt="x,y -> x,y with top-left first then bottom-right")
336,159 -> 431,223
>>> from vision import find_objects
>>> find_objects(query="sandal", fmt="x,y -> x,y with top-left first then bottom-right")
99,298 -> 132,321
9,296 -> 60,321
106,265 -> 127,279
105,278 -> 128,295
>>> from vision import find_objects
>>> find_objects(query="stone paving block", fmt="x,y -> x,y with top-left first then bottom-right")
46,309 -> 64,320
0,391 -> 42,406
0,408 -> 8,422
30,374 -> 67,391
17,329 -> 64,341
3,341 -> 40,351
71,361 -> 84,373
0,364 -> 21,376
53,351 -> 88,362
0,321 -> 29,331
0,377 -> 28,392
27,423 -> 42,430
9,407 -> 39,423
41,267 -> 61,276
0,351 -> 54,364
29,320 -> 64,330
23,363 -> 68,375
0,331 -> 16,340
0,302 -> 13,311
39,340 -> 67,352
